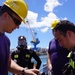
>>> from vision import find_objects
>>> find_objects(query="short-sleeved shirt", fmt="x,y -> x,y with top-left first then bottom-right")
0,33 -> 10,75
48,38 -> 70,74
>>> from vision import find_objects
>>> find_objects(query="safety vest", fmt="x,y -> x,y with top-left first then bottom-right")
67,51 -> 75,69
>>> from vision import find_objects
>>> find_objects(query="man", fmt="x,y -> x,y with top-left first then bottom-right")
11,36 -> 41,70
0,0 -> 39,75
51,20 -> 75,75
51,20 -> 75,50
47,38 -> 70,75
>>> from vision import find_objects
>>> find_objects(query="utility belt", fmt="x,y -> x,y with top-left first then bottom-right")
62,50 -> 75,75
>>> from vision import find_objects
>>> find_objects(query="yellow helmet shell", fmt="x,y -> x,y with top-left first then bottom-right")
50,20 -> 59,29
3,0 -> 28,23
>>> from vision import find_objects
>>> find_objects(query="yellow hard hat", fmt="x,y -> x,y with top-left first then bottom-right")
3,0 -> 28,23
50,20 -> 59,29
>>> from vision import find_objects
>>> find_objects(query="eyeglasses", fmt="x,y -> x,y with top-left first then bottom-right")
8,13 -> 21,26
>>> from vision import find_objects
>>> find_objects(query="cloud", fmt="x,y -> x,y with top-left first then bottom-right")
61,17 -> 67,20
41,27 -> 49,33
41,12 -> 59,27
23,12 -> 59,28
21,0 -> 66,33
44,0 -> 62,12
28,45 -> 32,49
21,11 -> 38,28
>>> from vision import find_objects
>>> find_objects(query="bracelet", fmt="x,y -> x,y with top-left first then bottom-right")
22,67 -> 28,75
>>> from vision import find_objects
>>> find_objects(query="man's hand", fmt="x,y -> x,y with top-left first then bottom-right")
48,64 -> 52,72
25,69 -> 40,75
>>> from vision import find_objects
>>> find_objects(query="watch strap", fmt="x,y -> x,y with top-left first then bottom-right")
22,67 -> 28,75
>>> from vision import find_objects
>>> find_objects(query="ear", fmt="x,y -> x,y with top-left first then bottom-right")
2,12 -> 8,20
67,30 -> 72,38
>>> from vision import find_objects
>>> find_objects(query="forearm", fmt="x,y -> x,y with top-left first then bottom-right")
36,61 -> 41,69
8,56 -> 40,75
47,52 -> 52,71
47,52 -> 52,65
8,59 -> 23,74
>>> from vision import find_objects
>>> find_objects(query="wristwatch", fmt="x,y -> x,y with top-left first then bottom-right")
22,69 -> 25,75
22,67 -> 28,75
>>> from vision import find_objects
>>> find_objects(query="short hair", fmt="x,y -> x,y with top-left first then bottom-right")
0,5 -> 18,16
52,20 -> 75,36
0,6 -> 2,9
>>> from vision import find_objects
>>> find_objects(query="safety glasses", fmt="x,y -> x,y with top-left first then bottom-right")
8,13 -> 21,26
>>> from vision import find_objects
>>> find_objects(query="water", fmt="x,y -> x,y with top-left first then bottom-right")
40,55 -> 47,72
8,55 -> 47,75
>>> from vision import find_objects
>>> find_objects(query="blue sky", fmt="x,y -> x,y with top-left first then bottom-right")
0,0 -> 75,49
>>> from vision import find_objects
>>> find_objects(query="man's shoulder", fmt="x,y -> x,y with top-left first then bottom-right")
12,50 -> 20,54
49,38 -> 58,45
26,48 -> 33,51
27,48 -> 35,54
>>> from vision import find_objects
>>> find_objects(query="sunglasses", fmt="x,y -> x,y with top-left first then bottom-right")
8,13 -> 21,26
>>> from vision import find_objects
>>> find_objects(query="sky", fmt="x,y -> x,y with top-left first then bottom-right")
0,0 -> 75,49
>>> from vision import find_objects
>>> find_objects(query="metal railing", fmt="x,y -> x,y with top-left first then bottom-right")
40,63 -> 52,75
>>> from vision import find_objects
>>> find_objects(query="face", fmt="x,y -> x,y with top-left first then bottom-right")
53,30 -> 74,50
3,12 -> 22,33
18,39 -> 27,46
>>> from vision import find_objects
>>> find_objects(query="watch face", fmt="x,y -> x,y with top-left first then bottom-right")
22,70 -> 25,75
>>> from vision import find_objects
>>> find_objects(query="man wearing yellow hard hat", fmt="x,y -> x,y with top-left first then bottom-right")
51,20 -> 75,75
0,0 -> 40,75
